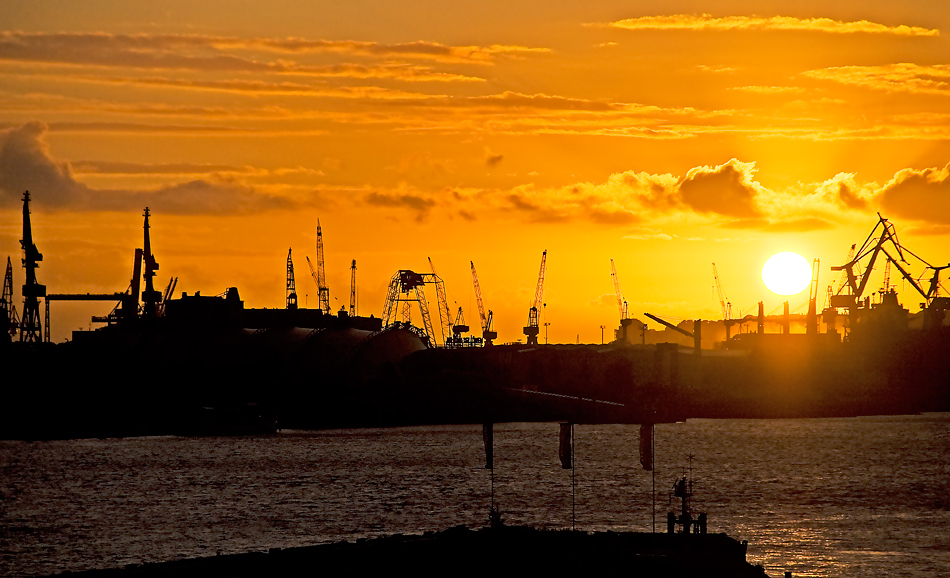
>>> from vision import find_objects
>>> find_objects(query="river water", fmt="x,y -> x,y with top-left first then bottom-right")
2,414 -> 948,577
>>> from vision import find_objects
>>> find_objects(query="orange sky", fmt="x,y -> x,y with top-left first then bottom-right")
2,1 -> 950,344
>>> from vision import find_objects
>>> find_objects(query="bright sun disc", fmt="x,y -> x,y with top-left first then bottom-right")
762,252 -> 812,295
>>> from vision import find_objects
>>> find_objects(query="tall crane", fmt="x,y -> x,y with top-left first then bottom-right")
349,259 -> 357,316
523,250 -> 547,346
315,220 -> 330,312
471,261 -> 497,346
610,259 -> 634,343
19,191 -> 45,343
712,263 -> 735,340
286,248 -> 297,310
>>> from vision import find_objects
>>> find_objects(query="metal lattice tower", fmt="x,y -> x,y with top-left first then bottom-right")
349,259 -> 357,316
19,191 -> 45,343
2,257 -> 17,338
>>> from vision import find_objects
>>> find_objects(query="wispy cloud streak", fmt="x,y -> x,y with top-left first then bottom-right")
606,15 -> 939,36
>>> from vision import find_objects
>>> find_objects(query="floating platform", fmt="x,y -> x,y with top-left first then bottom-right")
52,525 -> 767,577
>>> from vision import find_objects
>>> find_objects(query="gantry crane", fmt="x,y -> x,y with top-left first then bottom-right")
712,263 -> 735,340
286,248 -> 297,310
381,269 -> 445,347
610,259 -> 633,342
470,261 -> 497,346
523,250 -> 547,345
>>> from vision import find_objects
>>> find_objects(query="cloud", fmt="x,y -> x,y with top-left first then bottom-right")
835,180 -> 869,210
0,121 -> 294,214
605,15 -> 939,36
802,64 -> 950,96
0,121 -> 89,207
364,191 -> 436,221
878,164 -> 950,224
0,32 -> 548,70
486,149 -> 503,167
677,159 -> 763,217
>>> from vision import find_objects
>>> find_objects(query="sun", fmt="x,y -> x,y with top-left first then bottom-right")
762,252 -> 812,295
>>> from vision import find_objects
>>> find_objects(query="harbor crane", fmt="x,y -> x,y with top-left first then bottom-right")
611,259 -> 633,342
523,250 -> 547,346
313,220 -> 330,313
286,248 -> 297,310
471,261 -> 497,346
712,263 -> 735,340
18,192 -> 45,343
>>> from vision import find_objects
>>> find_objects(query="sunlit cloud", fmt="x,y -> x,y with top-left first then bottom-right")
802,63 -> 950,95
728,86 -> 806,94
605,15 -> 939,36
0,32 -> 548,69
877,164 -> 950,224
0,121 -> 295,214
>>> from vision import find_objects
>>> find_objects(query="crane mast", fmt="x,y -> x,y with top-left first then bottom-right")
141,207 -> 161,318
315,220 -> 330,313
523,250 -> 546,345
471,261 -> 497,346
349,259 -> 357,316
286,248 -> 297,310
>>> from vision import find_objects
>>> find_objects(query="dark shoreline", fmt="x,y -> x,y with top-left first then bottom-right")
50,525 -> 768,578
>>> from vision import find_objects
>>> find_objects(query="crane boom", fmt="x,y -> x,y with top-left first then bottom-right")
610,259 -> 627,319
471,261 -> 497,345
712,263 -> 731,320
471,261 -> 488,331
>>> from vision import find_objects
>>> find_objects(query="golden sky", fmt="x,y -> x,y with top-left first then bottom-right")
2,0 -> 950,343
